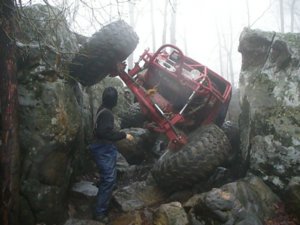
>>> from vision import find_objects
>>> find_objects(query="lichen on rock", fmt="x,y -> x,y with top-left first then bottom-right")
238,28 -> 300,203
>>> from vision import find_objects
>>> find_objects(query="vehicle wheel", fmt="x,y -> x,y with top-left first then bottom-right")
220,121 -> 246,178
151,124 -> 232,192
120,102 -> 146,129
69,20 -> 139,86
221,121 -> 240,154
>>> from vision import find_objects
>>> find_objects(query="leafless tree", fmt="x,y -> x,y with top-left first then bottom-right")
150,0 -> 156,51
275,0 -> 300,33
216,12 -> 235,86
249,1 -> 274,28
170,0 -> 177,45
279,0 -> 285,32
183,25 -> 188,55
216,25 -> 225,80
128,0 -> 135,68
290,0 -> 297,32
223,16 -> 235,86
245,0 -> 250,27
162,0 -> 168,44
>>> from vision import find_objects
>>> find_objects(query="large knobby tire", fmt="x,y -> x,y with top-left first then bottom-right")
120,102 -> 146,129
221,121 -> 240,155
69,20 -> 139,86
151,124 -> 232,192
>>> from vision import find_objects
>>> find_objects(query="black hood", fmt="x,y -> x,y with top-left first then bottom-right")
102,87 -> 118,109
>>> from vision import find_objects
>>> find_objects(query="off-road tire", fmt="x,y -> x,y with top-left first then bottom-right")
120,102 -> 146,129
221,121 -> 240,153
69,20 -> 139,86
151,124 -> 232,192
220,121 -> 245,177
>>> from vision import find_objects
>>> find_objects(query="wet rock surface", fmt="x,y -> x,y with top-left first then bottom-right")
113,179 -> 166,212
250,135 -> 300,192
185,176 -> 280,225
153,202 -> 189,225
239,28 -> 300,220
115,128 -> 158,164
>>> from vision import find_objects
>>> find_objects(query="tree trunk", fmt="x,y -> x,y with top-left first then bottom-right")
0,1 -> 20,225
227,51 -> 234,86
227,16 -> 235,87
245,0 -> 250,27
170,0 -> 177,45
290,0 -> 296,32
128,0 -> 135,68
279,0 -> 284,32
221,15 -> 234,87
216,25 -> 224,79
150,0 -> 156,51
183,24 -> 188,55
162,0 -> 168,44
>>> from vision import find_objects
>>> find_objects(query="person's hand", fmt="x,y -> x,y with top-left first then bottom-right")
126,133 -> 134,141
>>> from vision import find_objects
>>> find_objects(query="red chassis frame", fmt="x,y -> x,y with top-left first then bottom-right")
117,44 -> 232,149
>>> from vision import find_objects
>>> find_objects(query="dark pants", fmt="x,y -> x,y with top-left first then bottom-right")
89,143 -> 117,216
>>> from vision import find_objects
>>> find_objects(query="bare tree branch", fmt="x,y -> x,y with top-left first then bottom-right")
250,1 -> 274,28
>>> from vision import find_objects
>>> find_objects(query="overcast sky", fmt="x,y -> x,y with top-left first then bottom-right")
27,0 -> 298,86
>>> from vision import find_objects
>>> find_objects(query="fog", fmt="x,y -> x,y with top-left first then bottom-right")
24,0 -> 300,86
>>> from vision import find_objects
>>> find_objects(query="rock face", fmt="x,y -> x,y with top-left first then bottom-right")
16,5 -> 82,225
185,176 -> 281,225
14,4 -> 131,225
19,80 -> 82,224
238,28 -> 300,211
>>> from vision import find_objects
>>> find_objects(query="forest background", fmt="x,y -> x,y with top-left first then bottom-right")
22,0 -> 300,86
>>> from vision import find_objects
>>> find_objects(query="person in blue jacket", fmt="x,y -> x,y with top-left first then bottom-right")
90,86 -> 133,223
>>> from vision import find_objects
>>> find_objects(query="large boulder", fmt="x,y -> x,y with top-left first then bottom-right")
238,28 -> 300,213
113,179 -> 167,212
116,128 -> 158,164
18,51 -> 82,225
153,202 -> 189,225
184,176 -> 281,225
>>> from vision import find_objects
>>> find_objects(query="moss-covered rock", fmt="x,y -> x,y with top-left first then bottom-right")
238,29 -> 300,201
21,179 -> 69,224
15,4 -> 87,224
250,135 -> 300,192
